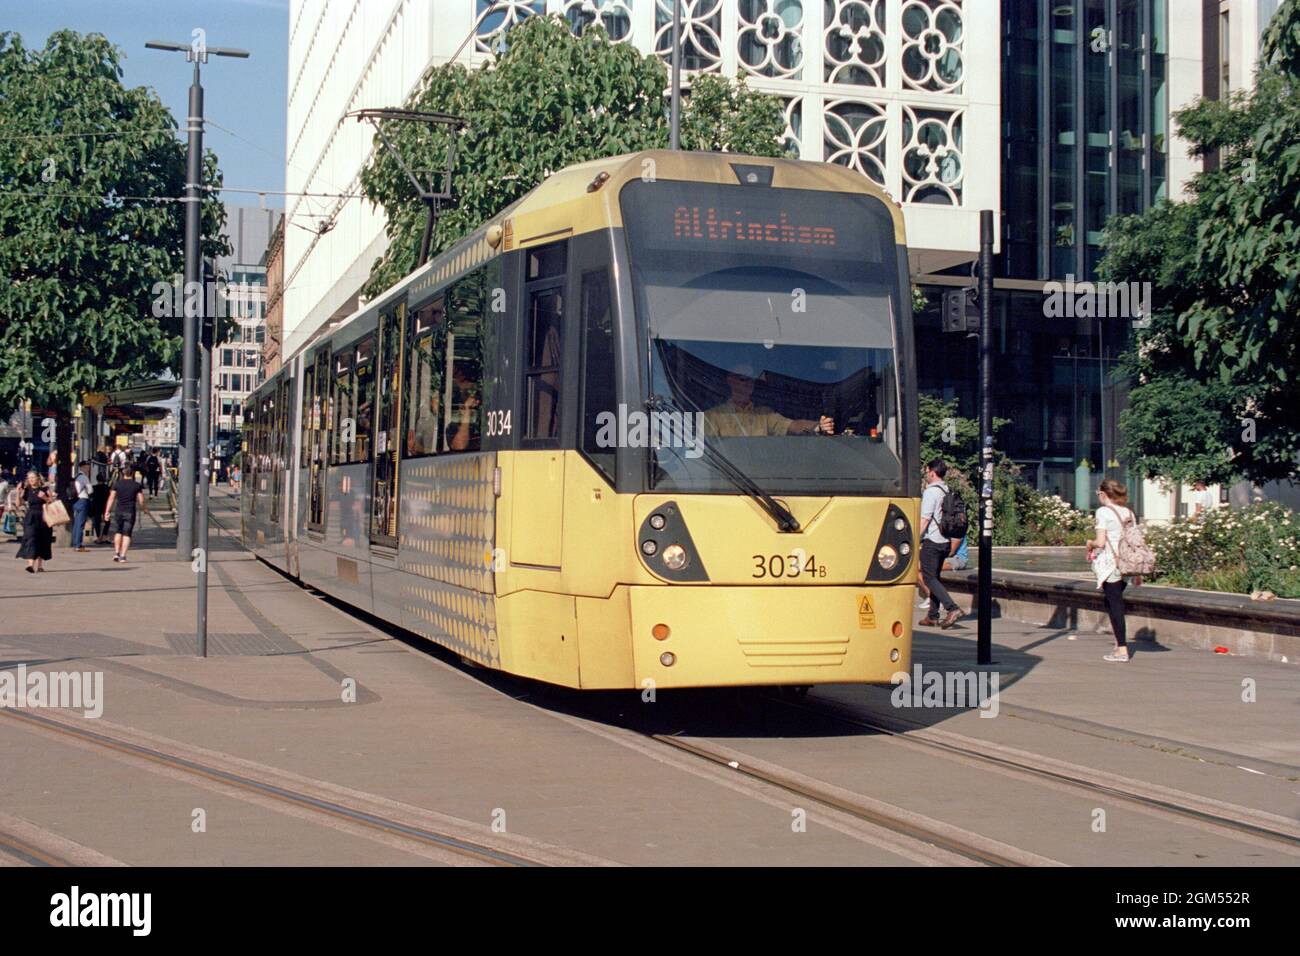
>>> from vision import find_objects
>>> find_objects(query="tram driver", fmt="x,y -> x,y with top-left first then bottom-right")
704,363 -> 834,438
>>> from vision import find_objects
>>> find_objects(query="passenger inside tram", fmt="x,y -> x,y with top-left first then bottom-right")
703,363 -> 834,438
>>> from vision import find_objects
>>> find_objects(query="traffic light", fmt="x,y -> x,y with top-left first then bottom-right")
942,288 -> 979,333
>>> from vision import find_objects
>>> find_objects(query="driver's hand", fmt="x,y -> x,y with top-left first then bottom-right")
817,415 -> 835,435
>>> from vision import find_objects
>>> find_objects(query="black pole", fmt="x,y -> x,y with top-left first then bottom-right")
196,260 -> 213,658
978,210 -> 994,666
669,0 -> 681,150
417,199 -> 436,267
178,61 -> 203,560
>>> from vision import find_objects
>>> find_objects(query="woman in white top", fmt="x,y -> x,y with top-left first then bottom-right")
1087,478 -> 1135,662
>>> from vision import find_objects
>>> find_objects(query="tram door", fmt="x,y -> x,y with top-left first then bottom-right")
511,242 -> 567,569
370,305 -> 404,548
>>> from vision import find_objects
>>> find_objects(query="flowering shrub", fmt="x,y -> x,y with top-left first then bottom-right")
1145,503 -> 1300,597
1019,492 -> 1095,546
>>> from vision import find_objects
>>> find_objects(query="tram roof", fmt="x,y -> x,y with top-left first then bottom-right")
280,151 -> 905,380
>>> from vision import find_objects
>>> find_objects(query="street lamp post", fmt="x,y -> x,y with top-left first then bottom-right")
147,36 -> 248,658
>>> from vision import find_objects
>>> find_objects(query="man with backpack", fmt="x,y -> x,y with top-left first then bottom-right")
919,458 -> 965,629
144,448 -> 162,497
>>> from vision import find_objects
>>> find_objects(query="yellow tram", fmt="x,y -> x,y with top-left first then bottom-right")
242,150 -> 920,689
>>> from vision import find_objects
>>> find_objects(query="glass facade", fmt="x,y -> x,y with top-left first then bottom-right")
1002,0 -> 1169,281
917,0 -> 1169,509
915,290 -> 1132,508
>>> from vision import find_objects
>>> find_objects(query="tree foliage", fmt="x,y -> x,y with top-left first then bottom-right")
1099,2 -> 1300,485
359,15 -> 786,296
0,30 -> 229,420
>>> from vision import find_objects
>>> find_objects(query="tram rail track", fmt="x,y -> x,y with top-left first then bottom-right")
763,692 -> 1300,857
0,829 -> 74,867
646,731 -> 1058,866
0,707 -> 612,868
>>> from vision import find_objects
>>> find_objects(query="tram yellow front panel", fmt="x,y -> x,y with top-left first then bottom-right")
626,584 -> 913,688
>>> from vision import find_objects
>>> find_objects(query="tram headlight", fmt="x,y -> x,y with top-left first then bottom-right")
642,540 -> 658,557
876,545 -> 898,570
894,517 -> 907,532
899,542 -> 911,556
649,513 -> 667,531
662,544 -> 688,571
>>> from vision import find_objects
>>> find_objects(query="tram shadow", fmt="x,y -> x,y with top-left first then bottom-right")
438,623 -> 1061,742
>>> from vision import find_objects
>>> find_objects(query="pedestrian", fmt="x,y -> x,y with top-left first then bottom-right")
104,467 -> 145,563
45,450 -> 57,489
70,461 -> 93,552
110,444 -> 128,481
1088,478 -> 1135,663
916,532 -> 969,608
3,472 -> 21,540
90,467 -> 111,544
15,470 -> 54,572
1190,480 -> 1216,520
145,448 -> 161,497
918,458 -> 964,629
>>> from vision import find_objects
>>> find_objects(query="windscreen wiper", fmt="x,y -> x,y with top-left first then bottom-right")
647,393 -> 800,533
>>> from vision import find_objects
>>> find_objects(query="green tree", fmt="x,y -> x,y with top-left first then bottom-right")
359,15 -> 786,296
917,393 -> 1031,545
0,30 -> 228,488
1099,2 -> 1300,485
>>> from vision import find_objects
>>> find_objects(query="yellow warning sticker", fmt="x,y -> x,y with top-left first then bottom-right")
857,595 -> 876,629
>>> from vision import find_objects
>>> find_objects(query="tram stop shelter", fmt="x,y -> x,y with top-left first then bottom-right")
79,379 -> 180,462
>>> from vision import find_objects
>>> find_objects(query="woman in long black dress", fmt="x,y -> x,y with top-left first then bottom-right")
16,470 -> 53,572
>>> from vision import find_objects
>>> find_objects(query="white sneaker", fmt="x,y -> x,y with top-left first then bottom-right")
916,598 -> 930,608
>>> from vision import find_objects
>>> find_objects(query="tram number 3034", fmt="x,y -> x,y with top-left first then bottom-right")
485,409 -> 512,436
752,552 -> 827,579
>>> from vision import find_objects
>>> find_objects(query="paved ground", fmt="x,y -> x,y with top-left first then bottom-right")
0,487 -> 1296,866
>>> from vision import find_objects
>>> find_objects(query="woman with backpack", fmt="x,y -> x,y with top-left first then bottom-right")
1088,478 -> 1138,662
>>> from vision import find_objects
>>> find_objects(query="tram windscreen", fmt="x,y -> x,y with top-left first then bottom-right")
621,178 -> 905,496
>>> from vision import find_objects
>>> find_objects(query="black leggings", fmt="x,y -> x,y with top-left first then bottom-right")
1102,579 -> 1127,647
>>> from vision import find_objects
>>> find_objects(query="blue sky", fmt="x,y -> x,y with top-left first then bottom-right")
6,0 -> 290,208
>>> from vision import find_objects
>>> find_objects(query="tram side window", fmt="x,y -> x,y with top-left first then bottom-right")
579,269 -> 615,481
332,350 -> 354,465
353,336 -> 375,462
445,268 -> 490,452
313,351 -> 330,464
300,364 -> 315,468
281,378 -> 292,464
260,396 -> 272,474
403,298 -> 445,457
524,242 -> 566,441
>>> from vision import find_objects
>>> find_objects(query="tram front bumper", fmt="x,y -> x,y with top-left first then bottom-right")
626,584 -> 914,688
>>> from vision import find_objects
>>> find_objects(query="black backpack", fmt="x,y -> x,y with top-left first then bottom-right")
936,483 -> 969,540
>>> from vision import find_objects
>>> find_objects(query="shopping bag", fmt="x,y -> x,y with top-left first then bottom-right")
43,499 -> 71,528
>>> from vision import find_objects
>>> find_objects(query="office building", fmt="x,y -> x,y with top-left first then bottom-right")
212,205 -> 282,436
284,1 -> 1216,515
